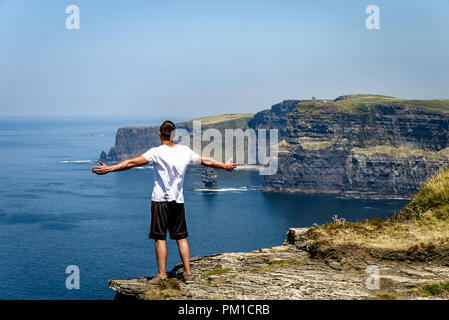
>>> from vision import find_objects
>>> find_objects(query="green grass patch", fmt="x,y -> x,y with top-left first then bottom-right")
301,141 -> 332,150
193,113 -> 254,125
205,264 -> 232,277
421,281 -> 449,297
296,94 -> 449,114
145,278 -> 185,300
209,274 -> 237,287
207,295 -> 226,300
189,113 -> 254,130
156,278 -> 181,290
375,292 -> 402,300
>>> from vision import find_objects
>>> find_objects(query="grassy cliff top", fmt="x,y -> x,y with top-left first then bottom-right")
306,168 -> 449,252
191,113 -> 253,125
182,113 -> 254,130
296,94 -> 449,114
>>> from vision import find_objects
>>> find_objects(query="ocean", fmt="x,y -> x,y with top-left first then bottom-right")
0,119 -> 408,299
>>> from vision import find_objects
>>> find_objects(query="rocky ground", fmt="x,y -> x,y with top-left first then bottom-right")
109,228 -> 449,300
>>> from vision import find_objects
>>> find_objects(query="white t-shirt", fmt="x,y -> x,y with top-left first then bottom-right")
142,144 -> 201,203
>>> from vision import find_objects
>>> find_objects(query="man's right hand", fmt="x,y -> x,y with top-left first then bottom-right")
91,156 -> 149,175
200,156 -> 237,171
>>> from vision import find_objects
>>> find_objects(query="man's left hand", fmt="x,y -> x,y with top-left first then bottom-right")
91,161 -> 110,175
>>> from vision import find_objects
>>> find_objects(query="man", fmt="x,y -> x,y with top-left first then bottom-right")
91,120 -> 236,284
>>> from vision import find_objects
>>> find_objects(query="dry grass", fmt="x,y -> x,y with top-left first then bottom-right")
397,167 -> 449,221
156,278 -> 181,290
308,216 -> 449,251
275,140 -> 291,153
307,168 -> 449,251
144,278 -> 185,300
144,287 -> 185,300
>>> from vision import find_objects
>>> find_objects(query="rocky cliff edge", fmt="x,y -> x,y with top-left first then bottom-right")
109,227 -> 449,300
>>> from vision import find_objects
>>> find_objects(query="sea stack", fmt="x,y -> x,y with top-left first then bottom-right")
201,167 -> 218,189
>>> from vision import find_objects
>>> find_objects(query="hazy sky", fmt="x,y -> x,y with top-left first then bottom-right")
0,0 -> 448,118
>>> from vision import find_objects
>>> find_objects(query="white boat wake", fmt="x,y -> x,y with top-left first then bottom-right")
59,160 -> 95,163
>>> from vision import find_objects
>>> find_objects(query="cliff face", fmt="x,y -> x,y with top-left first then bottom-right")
101,126 -> 161,162
248,99 -> 303,141
263,97 -> 449,199
100,94 -> 449,199
265,145 -> 446,198
343,153 -> 445,198
286,103 -> 449,150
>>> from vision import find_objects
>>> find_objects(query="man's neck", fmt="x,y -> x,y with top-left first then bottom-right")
161,140 -> 177,148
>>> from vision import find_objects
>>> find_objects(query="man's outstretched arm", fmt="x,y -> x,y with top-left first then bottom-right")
91,156 -> 149,175
200,156 -> 237,172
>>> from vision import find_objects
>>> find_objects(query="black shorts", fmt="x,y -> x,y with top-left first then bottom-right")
149,201 -> 188,240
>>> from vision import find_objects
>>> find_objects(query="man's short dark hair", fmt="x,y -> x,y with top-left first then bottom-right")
159,120 -> 176,140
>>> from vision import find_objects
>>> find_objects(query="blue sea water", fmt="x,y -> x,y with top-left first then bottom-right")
0,119 -> 408,299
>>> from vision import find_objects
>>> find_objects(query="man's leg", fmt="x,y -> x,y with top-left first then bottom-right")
176,238 -> 191,275
155,239 -> 167,278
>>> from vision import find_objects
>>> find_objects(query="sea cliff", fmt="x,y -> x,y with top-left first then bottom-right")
100,94 -> 449,199
262,95 -> 449,199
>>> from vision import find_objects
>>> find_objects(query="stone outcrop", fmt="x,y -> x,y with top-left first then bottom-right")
109,228 -> 449,300
201,167 -> 218,188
